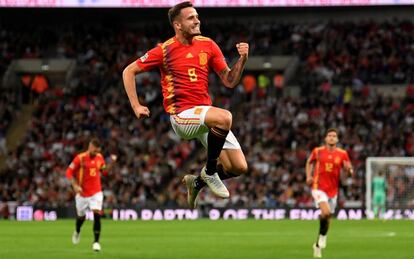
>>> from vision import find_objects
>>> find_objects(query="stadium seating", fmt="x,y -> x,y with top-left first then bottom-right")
1,19 -> 413,211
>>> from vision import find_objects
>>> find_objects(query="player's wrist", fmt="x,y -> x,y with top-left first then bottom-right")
239,55 -> 248,62
132,102 -> 144,108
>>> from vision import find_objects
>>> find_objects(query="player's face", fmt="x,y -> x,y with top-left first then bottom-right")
325,132 -> 338,146
88,143 -> 101,157
177,7 -> 201,37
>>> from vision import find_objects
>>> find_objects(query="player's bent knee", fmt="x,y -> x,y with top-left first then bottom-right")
231,162 -> 248,175
239,163 -> 248,175
217,110 -> 232,129
224,110 -> 233,125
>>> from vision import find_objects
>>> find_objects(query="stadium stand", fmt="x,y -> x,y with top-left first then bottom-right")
1,11 -> 413,215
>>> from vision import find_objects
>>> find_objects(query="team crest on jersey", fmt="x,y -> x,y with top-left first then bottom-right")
334,157 -> 341,164
194,107 -> 203,115
140,53 -> 149,62
199,52 -> 207,66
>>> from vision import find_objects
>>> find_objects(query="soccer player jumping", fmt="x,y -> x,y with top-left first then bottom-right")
122,1 -> 248,208
66,138 -> 117,252
306,128 -> 354,258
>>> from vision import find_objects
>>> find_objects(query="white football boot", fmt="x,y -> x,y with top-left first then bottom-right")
318,234 -> 327,249
313,243 -> 322,258
200,167 -> 229,198
92,242 -> 101,252
72,231 -> 80,245
182,174 -> 201,209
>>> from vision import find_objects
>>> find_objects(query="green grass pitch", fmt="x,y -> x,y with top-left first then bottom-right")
0,219 -> 413,259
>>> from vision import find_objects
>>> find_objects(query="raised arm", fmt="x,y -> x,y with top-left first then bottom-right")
218,42 -> 249,88
101,154 -> 118,174
122,62 -> 150,119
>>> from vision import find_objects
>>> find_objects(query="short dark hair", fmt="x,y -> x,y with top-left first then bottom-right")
325,128 -> 339,137
89,138 -> 101,148
168,1 -> 193,26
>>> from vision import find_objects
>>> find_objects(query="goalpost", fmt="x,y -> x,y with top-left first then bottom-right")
366,157 -> 414,214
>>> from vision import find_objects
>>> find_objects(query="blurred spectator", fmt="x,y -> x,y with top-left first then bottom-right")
273,73 -> 284,98
1,18 -> 414,210
0,125 -> 6,156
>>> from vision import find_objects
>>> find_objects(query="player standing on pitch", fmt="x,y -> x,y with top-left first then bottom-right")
372,170 -> 387,219
66,138 -> 117,252
306,128 -> 354,258
122,1 -> 249,208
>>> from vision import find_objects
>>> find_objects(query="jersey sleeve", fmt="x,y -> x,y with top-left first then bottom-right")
308,148 -> 318,163
99,155 -> 109,176
66,155 -> 80,180
210,40 -> 228,74
343,150 -> 350,162
135,45 -> 163,71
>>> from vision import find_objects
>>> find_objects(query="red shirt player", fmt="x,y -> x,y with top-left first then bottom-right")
133,34 -> 228,115
66,138 -> 116,252
306,128 -> 354,257
122,1 -> 249,209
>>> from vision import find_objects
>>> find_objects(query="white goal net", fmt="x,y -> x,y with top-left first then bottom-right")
366,157 -> 414,214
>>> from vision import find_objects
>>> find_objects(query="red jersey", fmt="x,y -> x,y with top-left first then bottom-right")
136,36 -> 227,115
308,146 -> 350,197
66,152 -> 107,197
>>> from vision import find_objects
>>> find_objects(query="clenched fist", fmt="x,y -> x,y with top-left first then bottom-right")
236,42 -> 249,59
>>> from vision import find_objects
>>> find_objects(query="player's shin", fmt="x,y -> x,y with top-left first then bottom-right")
317,215 -> 330,248
76,216 -> 85,233
319,215 -> 330,236
206,127 -> 229,175
93,212 -> 101,242
374,206 -> 379,218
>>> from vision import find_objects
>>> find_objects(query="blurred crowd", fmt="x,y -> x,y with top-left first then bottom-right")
194,85 -> 414,209
384,164 -> 414,209
1,18 -> 414,214
291,20 -> 414,87
0,90 -> 19,156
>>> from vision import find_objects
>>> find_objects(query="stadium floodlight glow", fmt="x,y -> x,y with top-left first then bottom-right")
263,62 -> 272,69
